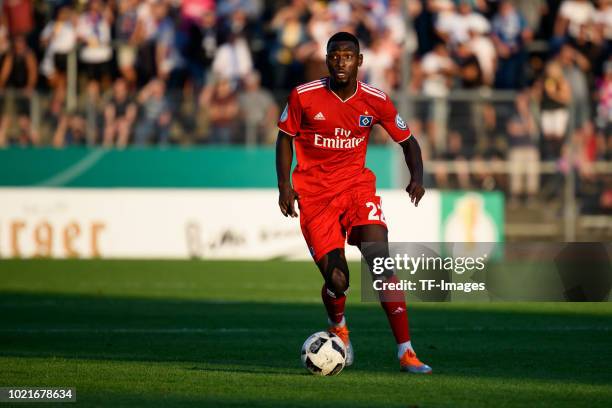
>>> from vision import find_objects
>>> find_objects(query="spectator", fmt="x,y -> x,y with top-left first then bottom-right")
152,0 -> 186,88
134,78 -> 172,145
410,0 -> 436,56
420,43 -> 456,148
77,0 -> 113,96
132,0 -> 160,86
217,0 -> 262,19
184,8 -> 218,90
297,1 -> 334,81
555,0 -> 597,43
454,41 -> 483,89
2,0 -> 33,37
361,30 -> 396,93
467,26 -> 496,87
0,12 -> 10,60
52,111 -> 87,147
181,0 -> 215,26
115,0 -> 139,85
349,3 -> 378,44
227,9 -> 266,74
536,60 -> 572,159
238,71 -> 278,144
269,4 -> 306,89
0,35 -> 38,146
507,92 -> 540,206
449,41 -> 483,148
513,0 -> 546,35
594,0 -> 612,45
201,76 -> 239,144
596,60 -> 612,141
103,78 -> 138,148
383,0 -> 408,45
492,0 -> 532,89
576,121 -> 611,214
211,33 -> 253,86
435,0 -> 490,47
40,5 -> 77,113
594,0 -> 612,74
329,0 -> 352,28
434,131 -> 471,189
558,44 -> 591,130
421,42 -> 456,98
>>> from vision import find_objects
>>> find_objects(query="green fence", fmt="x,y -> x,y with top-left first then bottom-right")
0,147 -> 394,188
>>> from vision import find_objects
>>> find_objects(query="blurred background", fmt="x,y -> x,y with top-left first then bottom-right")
0,0 -> 611,251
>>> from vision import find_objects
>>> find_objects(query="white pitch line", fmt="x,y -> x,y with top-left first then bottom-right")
0,326 -> 610,334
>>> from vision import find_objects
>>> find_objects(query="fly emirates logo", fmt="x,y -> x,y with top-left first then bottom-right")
314,128 -> 366,149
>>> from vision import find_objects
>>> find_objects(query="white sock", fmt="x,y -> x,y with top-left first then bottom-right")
327,316 -> 346,328
397,341 -> 414,359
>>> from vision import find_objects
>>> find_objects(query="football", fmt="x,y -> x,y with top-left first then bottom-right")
300,331 -> 347,376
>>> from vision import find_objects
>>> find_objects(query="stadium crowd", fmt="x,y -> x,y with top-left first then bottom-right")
0,0 -> 610,209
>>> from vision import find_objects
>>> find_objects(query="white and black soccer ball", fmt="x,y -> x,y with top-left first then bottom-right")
301,331 -> 346,376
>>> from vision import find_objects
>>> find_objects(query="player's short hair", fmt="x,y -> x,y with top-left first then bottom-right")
327,32 -> 360,54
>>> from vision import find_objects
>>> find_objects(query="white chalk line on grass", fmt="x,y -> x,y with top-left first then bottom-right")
0,326 -> 610,334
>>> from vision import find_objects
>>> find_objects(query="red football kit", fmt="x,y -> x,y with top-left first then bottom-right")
278,77 -> 412,261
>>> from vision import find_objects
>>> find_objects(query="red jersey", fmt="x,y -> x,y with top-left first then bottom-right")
278,77 -> 412,199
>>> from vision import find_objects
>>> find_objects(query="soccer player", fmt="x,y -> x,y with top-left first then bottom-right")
276,32 -> 431,374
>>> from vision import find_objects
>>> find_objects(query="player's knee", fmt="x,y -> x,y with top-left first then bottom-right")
329,267 -> 349,294
323,249 -> 349,295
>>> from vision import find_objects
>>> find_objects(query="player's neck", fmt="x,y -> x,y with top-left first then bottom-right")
328,77 -> 358,101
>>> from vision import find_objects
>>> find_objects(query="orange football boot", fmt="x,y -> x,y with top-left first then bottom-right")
328,324 -> 354,366
399,349 -> 432,374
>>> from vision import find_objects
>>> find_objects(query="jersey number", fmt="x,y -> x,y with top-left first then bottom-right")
366,202 -> 386,222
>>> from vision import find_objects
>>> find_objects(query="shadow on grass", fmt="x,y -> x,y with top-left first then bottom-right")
1,291 -> 611,386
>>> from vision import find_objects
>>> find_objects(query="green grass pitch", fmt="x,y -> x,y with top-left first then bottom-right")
1,259 -> 611,407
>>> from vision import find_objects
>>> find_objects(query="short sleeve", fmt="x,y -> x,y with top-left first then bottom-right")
277,88 -> 302,137
377,96 -> 412,143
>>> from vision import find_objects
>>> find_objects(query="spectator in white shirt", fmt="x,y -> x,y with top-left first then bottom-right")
40,5 -> 77,113
211,34 -> 253,86
555,0 -> 597,42
594,0 -> 612,43
77,0 -> 113,94
361,29 -> 399,93
467,28 -> 496,87
420,43 -> 456,149
435,0 -> 490,47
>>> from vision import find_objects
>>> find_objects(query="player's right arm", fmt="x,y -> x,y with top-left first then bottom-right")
276,89 -> 302,218
276,131 -> 299,217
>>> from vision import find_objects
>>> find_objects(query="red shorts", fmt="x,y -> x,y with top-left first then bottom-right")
298,188 -> 387,261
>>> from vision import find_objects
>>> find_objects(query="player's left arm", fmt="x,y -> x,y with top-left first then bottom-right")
399,137 -> 425,207
377,96 -> 425,207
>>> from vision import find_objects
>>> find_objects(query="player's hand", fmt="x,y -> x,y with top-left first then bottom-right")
278,185 -> 299,218
406,181 -> 425,207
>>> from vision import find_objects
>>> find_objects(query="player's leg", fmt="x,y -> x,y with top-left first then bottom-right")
314,248 -> 354,366
298,198 -> 354,365
350,223 -> 432,374
316,248 -> 349,326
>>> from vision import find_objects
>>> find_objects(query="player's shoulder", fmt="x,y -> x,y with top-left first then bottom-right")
289,78 -> 328,108
293,78 -> 328,96
358,81 -> 388,102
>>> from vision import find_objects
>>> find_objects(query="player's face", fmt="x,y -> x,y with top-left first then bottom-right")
326,41 -> 362,85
